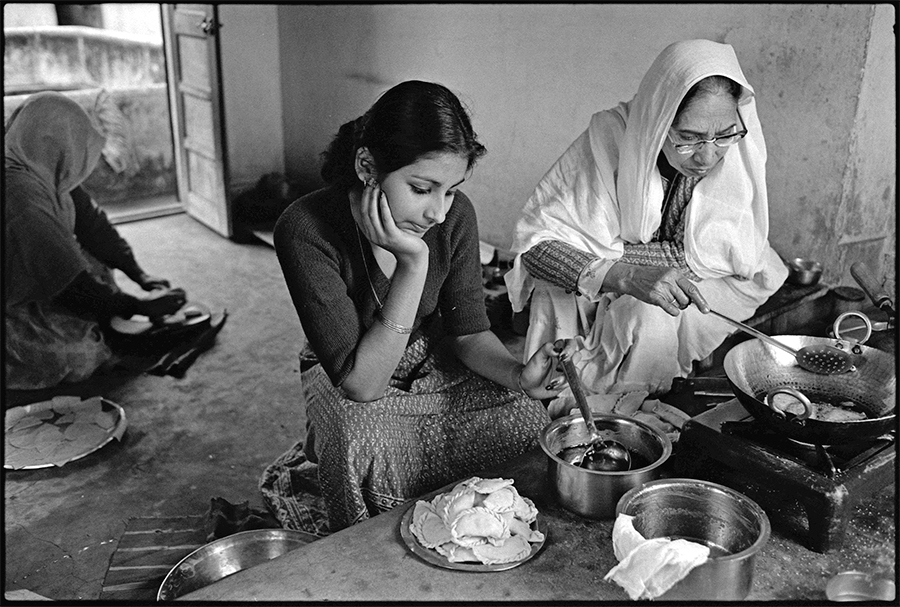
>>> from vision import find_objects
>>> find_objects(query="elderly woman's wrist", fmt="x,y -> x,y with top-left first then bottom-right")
601,261 -> 629,294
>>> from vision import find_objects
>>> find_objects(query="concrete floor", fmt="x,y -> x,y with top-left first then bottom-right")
4,212 -> 897,601
5,213 -> 309,600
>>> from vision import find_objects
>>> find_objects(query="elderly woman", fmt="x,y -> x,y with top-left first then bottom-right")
5,92 -> 185,390
505,40 -> 787,410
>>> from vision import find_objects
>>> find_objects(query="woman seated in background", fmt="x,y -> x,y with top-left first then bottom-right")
505,39 -> 787,415
4,92 -> 186,390
263,80 -> 562,532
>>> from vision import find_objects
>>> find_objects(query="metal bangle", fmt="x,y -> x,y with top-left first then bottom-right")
516,371 -> 529,396
377,311 -> 413,334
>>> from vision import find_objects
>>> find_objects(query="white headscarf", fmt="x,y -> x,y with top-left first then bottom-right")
506,39 -> 783,312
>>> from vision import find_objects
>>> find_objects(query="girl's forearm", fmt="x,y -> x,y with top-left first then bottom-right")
451,330 -> 523,391
340,257 -> 428,402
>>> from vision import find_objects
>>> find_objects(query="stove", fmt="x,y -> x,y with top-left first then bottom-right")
676,398 -> 896,553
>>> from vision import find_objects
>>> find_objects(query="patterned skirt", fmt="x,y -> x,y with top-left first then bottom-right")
260,334 -> 550,533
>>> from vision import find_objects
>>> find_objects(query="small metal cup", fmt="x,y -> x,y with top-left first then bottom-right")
826,571 -> 897,602
787,258 -> 823,286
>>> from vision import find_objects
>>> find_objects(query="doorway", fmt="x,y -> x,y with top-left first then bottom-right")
2,3 -> 182,224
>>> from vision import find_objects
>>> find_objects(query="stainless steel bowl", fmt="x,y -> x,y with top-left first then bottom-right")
157,529 -> 316,600
826,571 -> 897,601
539,413 -> 671,519
616,479 -> 770,601
787,257 -> 823,286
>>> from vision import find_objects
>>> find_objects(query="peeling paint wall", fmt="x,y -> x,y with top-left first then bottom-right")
273,4 -> 895,288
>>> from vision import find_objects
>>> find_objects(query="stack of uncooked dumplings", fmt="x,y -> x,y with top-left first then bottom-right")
409,476 -> 544,565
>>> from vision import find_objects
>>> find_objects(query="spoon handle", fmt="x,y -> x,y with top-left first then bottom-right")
559,355 -> 596,434
708,309 -> 800,357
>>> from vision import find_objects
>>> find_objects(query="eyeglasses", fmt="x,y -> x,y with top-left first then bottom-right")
667,108 -> 747,155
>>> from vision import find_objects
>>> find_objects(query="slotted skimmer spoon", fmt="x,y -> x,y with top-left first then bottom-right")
708,308 -> 856,375
558,353 -> 631,471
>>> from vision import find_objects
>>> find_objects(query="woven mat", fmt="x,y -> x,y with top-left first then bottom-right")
100,514 -> 207,602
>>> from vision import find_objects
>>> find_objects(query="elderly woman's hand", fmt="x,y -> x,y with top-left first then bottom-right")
605,262 -> 710,316
134,287 -> 186,319
136,272 -> 171,291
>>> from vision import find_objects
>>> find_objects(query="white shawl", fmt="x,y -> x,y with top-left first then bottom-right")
506,39 -> 785,313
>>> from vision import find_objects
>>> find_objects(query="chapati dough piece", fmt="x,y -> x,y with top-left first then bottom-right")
9,416 -> 44,433
94,409 -> 118,430
63,422 -> 108,444
8,425 -> 40,449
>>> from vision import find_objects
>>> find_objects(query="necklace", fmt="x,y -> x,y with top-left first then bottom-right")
355,223 -> 383,310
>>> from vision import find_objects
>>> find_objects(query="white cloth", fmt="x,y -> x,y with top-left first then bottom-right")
605,513 -> 710,600
505,39 -> 788,395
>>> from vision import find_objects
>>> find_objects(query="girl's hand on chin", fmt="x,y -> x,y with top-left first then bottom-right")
358,181 -> 428,261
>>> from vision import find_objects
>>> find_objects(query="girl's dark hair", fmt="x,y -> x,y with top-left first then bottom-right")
675,75 -> 742,119
320,80 -> 486,187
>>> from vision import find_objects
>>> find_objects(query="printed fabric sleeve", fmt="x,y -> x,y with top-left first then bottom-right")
521,239 -> 597,295
577,257 -> 617,299
620,241 -> 702,281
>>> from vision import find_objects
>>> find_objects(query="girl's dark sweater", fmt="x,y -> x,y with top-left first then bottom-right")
273,185 -> 490,386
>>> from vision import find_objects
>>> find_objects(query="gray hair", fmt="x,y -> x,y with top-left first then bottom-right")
676,75 -> 742,119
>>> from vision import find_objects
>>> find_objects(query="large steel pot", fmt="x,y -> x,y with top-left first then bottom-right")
539,413 -> 671,519
723,335 -> 895,444
616,479 -> 770,601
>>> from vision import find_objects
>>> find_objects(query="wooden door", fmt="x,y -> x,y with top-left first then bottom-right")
162,4 -> 232,237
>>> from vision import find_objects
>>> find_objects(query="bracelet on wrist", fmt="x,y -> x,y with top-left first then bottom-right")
516,371 -> 529,396
377,310 -> 414,334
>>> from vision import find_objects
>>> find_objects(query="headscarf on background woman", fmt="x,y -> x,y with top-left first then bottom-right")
5,92 -> 107,307
505,39 -> 787,400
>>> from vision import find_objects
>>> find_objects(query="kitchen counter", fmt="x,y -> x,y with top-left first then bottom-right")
182,436 -> 895,602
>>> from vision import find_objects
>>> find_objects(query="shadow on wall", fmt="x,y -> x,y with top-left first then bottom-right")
3,26 -> 175,205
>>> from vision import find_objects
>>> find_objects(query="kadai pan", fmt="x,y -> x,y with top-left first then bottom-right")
723,335 -> 895,445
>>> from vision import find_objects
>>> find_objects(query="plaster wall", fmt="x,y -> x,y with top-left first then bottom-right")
274,3 -> 895,286
835,4 -> 895,291
219,4 -> 286,194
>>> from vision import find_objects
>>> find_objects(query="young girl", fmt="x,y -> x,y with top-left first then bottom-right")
262,81 -> 561,532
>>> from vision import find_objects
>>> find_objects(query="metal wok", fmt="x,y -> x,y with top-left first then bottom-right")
723,335 -> 896,445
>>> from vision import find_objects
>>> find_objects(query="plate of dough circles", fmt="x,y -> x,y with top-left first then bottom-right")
5,396 -> 127,470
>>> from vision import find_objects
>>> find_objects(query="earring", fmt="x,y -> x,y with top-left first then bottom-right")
364,177 -> 376,188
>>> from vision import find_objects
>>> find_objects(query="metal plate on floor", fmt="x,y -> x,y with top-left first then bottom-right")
4,396 -> 127,470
